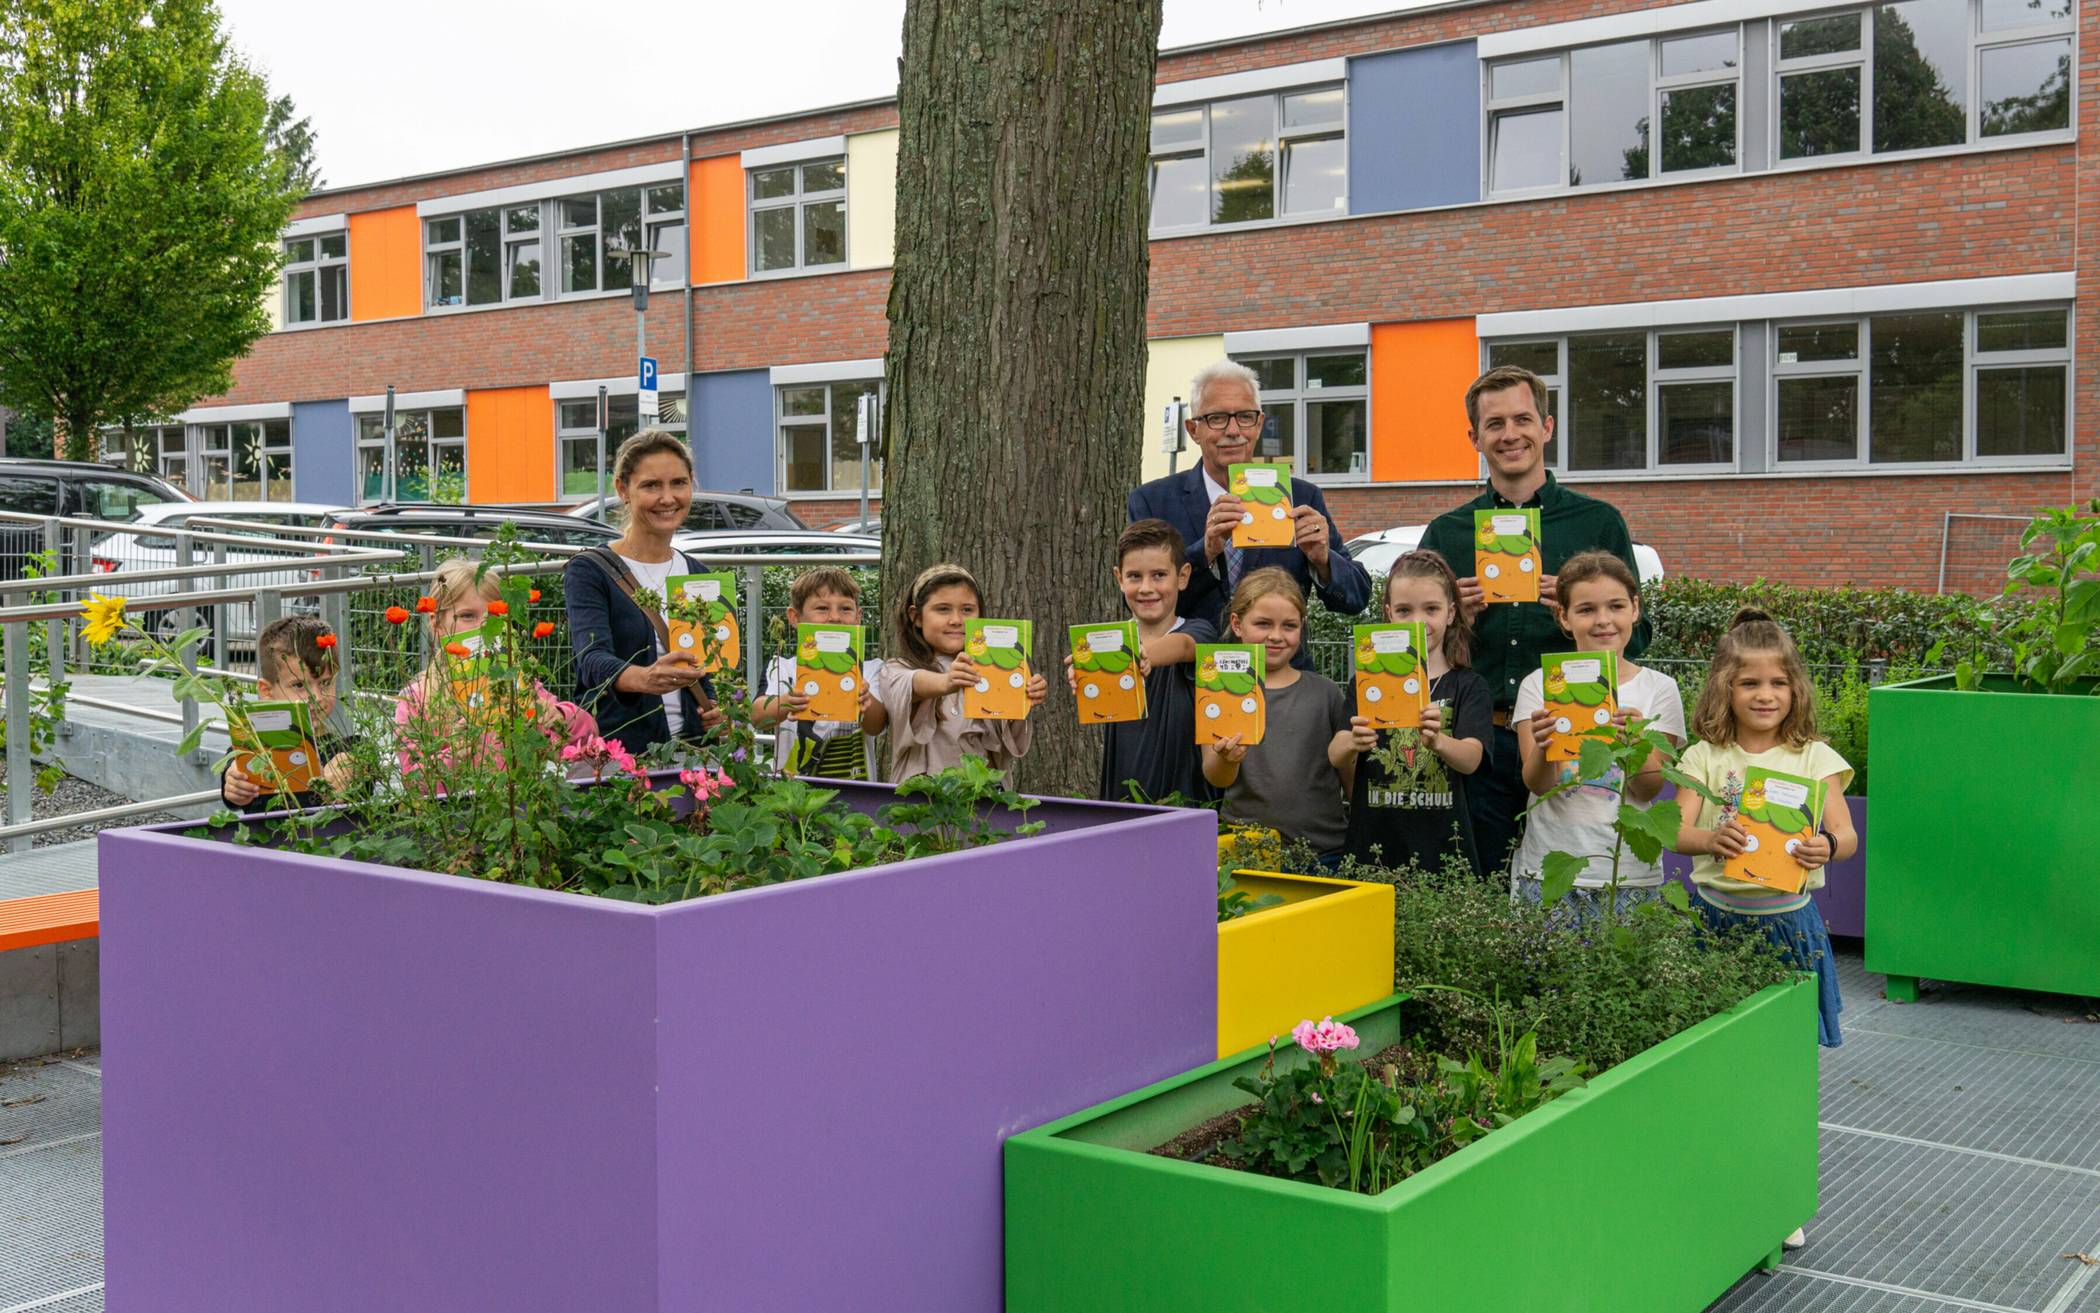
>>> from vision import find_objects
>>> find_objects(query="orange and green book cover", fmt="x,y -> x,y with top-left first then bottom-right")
232,699 -> 320,795
1194,643 -> 1266,746
791,624 -> 864,723
1726,767 -> 1828,895
1541,650 -> 1618,763
1228,462 -> 1295,548
443,621 -> 512,722
1352,622 -> 1429,730
1070,621 -> 1146,725
1475,508 -> 1542,604
665,572 -> 740,674
963,619 -> 1033,721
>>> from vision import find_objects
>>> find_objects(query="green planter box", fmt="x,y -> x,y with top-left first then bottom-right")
1005,978 -> 1818,1312
1867,675 -> 2100,1001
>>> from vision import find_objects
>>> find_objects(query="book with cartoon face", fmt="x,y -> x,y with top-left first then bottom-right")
1353,623 -> 1430,730
665,572 -> 740,674
1070,621 -> 1146,725
1726,767 -> 1828,895
1540,651 -> 1618,763
233,699 -> 320,795
1475,508 -> 1542,604
1229,462 -> 1295,548
791,623 -> 865,723
444,622 -> 504,718
1194,644 -> 1265,746
962,619 -> 1033,721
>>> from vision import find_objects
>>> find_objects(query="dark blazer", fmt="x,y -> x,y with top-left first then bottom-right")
1128,464 -> 1374,669
563,549 -> 715,756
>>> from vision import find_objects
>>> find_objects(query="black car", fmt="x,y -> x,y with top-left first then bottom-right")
566,491 -> 807,533
0,458 -> 192,580
317,504 -> 622,553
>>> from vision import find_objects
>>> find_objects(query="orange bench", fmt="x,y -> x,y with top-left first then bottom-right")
0,889 -> 100,952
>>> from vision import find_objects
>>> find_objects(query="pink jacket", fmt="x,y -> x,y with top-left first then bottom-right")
394,676 -> 599,778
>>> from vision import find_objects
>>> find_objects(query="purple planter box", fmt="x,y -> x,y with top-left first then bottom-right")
100,784 -> 1217,1313
1666,795 -> 1868,939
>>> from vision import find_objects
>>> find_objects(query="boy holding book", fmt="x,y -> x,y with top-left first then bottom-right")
1084,518 -> 1215,802
751,566 -> 888,779
220,616 -> 359,813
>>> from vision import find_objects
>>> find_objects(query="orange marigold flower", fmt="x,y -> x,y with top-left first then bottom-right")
315,633 -> 339,649
528,589 -> 542,603
532,621 -> 555,639
414,596 -> 437,614
487,600 -> 510,617
385,605 -> 410,624
445,641 -> 470,658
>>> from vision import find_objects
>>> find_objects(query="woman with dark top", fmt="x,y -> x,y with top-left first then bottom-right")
563,430 -> 723,754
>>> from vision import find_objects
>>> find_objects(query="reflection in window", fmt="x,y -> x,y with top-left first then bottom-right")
1980,39 -> 2071,136
1868,312 -> 1963,463
1777,375 -> 1860,462
1873,0 -> 1969,152
1569,41 -> 1650,186
1567,335 -> 1648,472
750,159 -> 847,274
1230,351 -> 1369,479
1147,85 -> 1345,229
1209,96 -> 1277,224
1976,367 -> 2065,458
777,381 -> 883,493
1490,108 -> 1564,192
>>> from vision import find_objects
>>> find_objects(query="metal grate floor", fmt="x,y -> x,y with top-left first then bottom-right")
0,952 -> 2094,1313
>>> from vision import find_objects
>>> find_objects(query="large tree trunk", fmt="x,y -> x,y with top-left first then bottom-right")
884,0 -> 1162,797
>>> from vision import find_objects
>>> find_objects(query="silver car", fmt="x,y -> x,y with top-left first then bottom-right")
90,502 -> 347,643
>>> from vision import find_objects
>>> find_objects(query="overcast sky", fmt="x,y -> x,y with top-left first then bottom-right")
215,0 -> 1433,190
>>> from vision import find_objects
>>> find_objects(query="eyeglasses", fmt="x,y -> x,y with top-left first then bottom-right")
1195,410 -> 1264,432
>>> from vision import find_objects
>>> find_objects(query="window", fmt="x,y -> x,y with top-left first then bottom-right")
1774,306 -> 2069,465
68,478 -> 173,522
283,233 -> 348,324
777,380 -> 880,493
425,183 -> 681,308
196,420 -> 293,501
1488,31 -> 1738,194
147,426 -> 192,492
645,183 -> 686,289
356,408 -> 467,503
1483,329 -> 1737,474
1233,351 -> 1369,480
1148,85 -> 1346,230
425,211 -> 517,309
1778,1 -> 2072,163
750,160 -> 846,274
556,393 -> 688,501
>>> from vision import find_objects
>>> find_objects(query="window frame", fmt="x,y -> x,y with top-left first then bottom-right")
775,379 -> 884,496
747,158 -> 849,278
195,419 -> 295,503
1147,83 -> 1350,234
282,231 -> 349,326
554,391 -> 689,504
354,407 -> 470,505
1228,348 -> 1373,484
1481,327 -> 1741,478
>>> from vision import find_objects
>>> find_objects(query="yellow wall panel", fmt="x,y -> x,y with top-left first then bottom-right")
1140,335 -> 1227,483
846,130 -> 899,271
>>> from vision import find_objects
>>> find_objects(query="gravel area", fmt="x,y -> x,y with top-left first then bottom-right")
0,772 -> 184,847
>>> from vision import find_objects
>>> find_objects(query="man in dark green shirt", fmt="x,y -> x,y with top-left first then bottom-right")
1422,366 -> 1650,876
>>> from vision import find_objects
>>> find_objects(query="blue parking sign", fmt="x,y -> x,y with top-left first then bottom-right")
638,356 -> 657,392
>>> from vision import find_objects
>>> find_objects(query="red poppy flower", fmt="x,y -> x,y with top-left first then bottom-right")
532,621 -> 555,639
414,596 -> 436,614
385,605 -> 410,625
315,633 -> 339,649
487,600 -> 510,617
445,641 -> 470,658
528,589 -> 542,603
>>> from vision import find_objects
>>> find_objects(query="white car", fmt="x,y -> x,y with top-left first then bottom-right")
90,502 -> 347,644
1345,526 -> 1665,587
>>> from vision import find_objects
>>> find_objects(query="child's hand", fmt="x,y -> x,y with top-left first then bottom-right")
1024,672 -> 1049,707
222,760 -> 261,806
1792,833 -> 1833,870
320,754 -> 355,793
1060,654 -> 1078,695
1419,702 -> 1446,748
946,655 -> 980,693
1538,574 -> 1561,618
1455,575 -> 1487,619
1137,651 -> 1153,678
779,688 -> 813,719
698,703 -> 726,731
1347,715 -> 1378,753
1612,704 -> 1643,729
1526,707 -> 1556,751
1712,817 -> 1750,860
1213,733 -> 1248,764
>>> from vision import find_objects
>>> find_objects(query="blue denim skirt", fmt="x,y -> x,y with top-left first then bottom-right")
1695,898 -> 1843,1047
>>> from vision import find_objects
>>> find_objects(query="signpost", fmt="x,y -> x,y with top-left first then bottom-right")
638,355 -> 659,425
855,390 -> 881,532
595,385 -> 610,515
382,385 -> 397,502
1161,397 -> 1184,476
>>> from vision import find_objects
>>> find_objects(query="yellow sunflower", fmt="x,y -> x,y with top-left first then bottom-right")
82,593 -> 129,647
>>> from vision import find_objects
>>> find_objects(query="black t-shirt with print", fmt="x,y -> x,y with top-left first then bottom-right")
1344,668 -> 1494,878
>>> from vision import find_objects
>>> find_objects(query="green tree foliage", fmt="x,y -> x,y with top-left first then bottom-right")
1871,7 -> 1965,153
0,0 -> 306,460
265,92 -> 322,195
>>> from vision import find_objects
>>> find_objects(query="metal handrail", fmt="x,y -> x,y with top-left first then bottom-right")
0,789 -> 224,842
0,557 -> 571,625
0,547 -> 408,596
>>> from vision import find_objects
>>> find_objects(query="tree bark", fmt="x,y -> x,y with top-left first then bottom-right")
884,0 -> 1163,797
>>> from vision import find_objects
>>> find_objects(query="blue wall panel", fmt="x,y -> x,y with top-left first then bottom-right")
291,399 -> 355,506
689,370 -> 775,495
1348,42 -> 1482,215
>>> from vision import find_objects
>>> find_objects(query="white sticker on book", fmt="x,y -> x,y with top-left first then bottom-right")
1561,659 -> 1602,684
813,630 -> 852,653
981,625 -> 1019,648
682,578 -> 722,603
1242,467 -> 1280,489
250,710 -> 294,733
1214,650 -> 1253,675
1370,629 -> 1411,654
1492,514 -> 1529,536
1763,778 -> 1810,810
1085,628 -> 1125,653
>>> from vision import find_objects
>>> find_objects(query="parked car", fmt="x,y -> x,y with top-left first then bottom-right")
318,504 -> 623,553
88,502 -> 347,643
0,458 -> 191,581
828,516 -> 882,536
566,491 -> 808,533
1344,525 -> 1666,586
673,530 -> 879,561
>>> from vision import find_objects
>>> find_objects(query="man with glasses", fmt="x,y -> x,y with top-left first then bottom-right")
1128,359 -> 1371,670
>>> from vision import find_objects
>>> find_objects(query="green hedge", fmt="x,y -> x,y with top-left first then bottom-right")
1637,577 -> 2023,667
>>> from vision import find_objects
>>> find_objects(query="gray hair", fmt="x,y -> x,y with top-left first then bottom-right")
1187,359 -> 1262,419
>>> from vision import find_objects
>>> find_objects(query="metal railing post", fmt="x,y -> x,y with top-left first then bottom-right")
5,620 -> 32,853
174,532 -> 201,752
742,564 -> 763,696
1936,509 -> 1951,595
419,542 -> 436,669
40,518 -> 66,734
321,560 -> 350,702
211,537 -> 230,659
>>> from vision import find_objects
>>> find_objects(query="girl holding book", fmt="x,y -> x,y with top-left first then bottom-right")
1510,551 -> 1686,917
1202,568 -> 1351,868
1673,609 -> 1856,1049
1331,551 -> 1494,877
876,563 -> 1047,781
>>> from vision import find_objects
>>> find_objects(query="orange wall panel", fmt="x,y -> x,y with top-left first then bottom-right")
348,206 -> 423,322
1371,319 -> 1483,483
466,386 -> 554,503
691,155 -> 746,285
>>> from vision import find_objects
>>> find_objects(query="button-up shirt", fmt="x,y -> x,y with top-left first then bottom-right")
1421,472 -> 1651,710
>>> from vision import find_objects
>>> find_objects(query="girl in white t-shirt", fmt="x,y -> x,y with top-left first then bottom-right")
1510,551 -> 1686,921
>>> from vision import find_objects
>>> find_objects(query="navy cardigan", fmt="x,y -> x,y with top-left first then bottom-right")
563,549 -> 715,756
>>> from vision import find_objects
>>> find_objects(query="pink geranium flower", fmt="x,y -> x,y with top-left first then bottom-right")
1291,1017 -> 1360,1057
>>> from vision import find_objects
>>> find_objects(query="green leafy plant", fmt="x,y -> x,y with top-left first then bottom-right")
1527,717 -> 1705,924
4,549 -> 72,792
1994,500 -> 2100,695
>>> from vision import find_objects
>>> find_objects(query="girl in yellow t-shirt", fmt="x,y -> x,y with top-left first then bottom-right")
1675,608 -> 1857,1052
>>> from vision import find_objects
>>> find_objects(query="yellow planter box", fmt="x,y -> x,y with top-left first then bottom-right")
1215,870 -> 1395,1059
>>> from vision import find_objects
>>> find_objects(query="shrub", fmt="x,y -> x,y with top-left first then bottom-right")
1639,577 -> 2023,667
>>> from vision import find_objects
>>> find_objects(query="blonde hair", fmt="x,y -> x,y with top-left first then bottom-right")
428,557 -> 502,627
892,563 -> 983,670
611,429 -> 692,489
1227,567 -> 1306,628
1689,608 -> 1821,748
